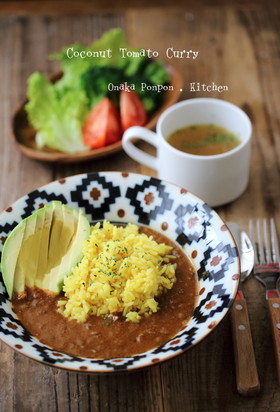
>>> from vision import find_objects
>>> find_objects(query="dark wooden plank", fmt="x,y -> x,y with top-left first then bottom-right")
0,0 -> 279,16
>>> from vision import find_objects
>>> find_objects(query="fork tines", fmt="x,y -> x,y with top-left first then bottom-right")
249,218 -> 280,385
249,218 -> 280,268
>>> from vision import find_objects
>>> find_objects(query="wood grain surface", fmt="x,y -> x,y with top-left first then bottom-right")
0,0 -> 279,16
0,4 -> 280,411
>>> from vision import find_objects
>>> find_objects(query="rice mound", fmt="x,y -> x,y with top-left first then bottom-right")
57,220 -> 176,323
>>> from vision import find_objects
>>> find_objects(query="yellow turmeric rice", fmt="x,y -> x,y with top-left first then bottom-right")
57,220 -> 176,323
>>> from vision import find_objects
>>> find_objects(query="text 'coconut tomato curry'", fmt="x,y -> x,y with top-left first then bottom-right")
1,202 -> 198,359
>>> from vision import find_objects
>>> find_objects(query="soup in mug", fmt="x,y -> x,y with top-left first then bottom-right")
167,124 -> 241,156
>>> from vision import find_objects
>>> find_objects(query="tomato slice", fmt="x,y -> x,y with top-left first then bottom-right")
120,89 -> 147,132
82,98 -> 122,149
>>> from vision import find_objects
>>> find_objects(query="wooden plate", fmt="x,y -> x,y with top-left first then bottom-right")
12,65 -> 183,163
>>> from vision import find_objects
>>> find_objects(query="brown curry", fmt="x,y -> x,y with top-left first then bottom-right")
12,227 -> 198,359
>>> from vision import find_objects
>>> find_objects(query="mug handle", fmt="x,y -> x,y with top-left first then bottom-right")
122,126 -> 159,171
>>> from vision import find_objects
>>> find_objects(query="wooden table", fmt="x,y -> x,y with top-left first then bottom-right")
0,3 -> 280,411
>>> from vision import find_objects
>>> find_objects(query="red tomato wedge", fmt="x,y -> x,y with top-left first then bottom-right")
120,89 -> 147,132
82,98 -> 122,149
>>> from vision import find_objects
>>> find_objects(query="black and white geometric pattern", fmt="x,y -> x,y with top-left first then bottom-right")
0,172 -> 239,373
126,177 -> 174,225
70,174 -> 121,222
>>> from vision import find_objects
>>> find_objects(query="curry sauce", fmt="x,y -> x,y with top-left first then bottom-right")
12,228 -> 198,359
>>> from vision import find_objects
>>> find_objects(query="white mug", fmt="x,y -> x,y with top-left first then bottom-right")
122,98 -> 252,207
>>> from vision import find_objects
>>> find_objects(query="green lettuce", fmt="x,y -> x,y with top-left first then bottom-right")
25,28 -> 170,153
26,72 -> 88,153
52,28 -> 128,93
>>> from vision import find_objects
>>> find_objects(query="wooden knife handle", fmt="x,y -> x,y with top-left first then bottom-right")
267,297 -> 280,385
231,297 -> 260,396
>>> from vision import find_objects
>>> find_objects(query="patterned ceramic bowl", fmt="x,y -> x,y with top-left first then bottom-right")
0,172 -> 239,373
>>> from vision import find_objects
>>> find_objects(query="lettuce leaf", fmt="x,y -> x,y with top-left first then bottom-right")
52,28 -> 128,93
25,72 -> 89,153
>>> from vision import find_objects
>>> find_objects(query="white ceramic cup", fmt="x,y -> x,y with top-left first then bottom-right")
122,98 -> 252,207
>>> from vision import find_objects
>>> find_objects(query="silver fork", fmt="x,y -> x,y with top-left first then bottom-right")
249,218 -> 280,385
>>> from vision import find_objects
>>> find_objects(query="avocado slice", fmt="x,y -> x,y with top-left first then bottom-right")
1,219 -> 26,297
48,208 -> 89,293
43,204 -> 82,292
35,202 -> 65,285
26,206 -> 47,288
14,212 -> 38,292
0,201 -> 90,298
47,201 -> 65,267
36,204 -> 54,281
